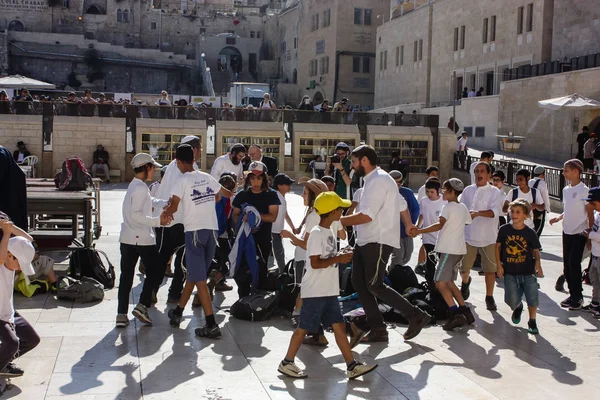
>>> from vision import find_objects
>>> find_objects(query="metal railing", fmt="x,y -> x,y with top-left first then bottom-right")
453,153 -> 600,201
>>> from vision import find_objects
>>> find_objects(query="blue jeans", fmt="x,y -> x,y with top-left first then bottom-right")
504,274 -> 539,310
298,296 -> 344,333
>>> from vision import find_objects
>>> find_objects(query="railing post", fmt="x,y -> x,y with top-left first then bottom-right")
559,171 -> 566,201
507,162 -> 514,186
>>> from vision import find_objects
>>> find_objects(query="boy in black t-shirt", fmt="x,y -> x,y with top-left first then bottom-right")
496,199 -> 544,334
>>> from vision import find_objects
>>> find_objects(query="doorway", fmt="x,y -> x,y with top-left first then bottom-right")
486,72 -> 494,95
217,46 -> 243,73
456,76 -> 464,99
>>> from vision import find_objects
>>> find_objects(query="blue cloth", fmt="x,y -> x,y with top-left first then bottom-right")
215,196 -> 229,237
299,296 -> 345,332
399,187 -> 420,238
229,204 -> 262,289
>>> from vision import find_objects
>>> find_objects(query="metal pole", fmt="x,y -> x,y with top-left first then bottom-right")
452,71 -> 456,133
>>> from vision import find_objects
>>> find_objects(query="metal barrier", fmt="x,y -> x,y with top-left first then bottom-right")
453,153 -> 600,201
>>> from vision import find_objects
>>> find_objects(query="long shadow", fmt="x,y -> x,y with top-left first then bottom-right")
540,251 -> 563,263
536,290 -> 579,326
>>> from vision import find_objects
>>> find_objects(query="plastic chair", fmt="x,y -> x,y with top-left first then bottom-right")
21,155 -> 39,178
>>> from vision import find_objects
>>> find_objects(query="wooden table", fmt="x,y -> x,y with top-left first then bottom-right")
27,190 -> 94,248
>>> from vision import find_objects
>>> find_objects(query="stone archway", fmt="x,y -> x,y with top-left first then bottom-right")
218,46 -> 243,73
312,91 -> 324,105
85,5 -> 105,14
588,116 -> 600,135
8,20 -> 25,32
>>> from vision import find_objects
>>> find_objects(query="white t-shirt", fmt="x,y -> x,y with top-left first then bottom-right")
529,178 -> 551,213
562,182 -> 589,235
330,220 -> 344,237
302,225 -> 339,298
0,265 -> 15,323
420,197 -> 447,245
154,159 -> 199,225
272,191 -> 287,234
469,162 -> 477,185
210,154 -> 244,182
456,137 -> 467,152
588,211 -> 600,257
505,187 -> 544,229
149,181 -> 160,198
417,185 -> 426,202
294,210 -> 320,261
435,202 -> 472,255
460,184 -> 503,247
171,170 -> 222,232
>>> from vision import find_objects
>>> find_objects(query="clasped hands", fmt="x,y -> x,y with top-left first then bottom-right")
159,197 -> 174,226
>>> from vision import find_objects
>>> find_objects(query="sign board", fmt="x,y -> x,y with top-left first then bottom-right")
191,96 -> 221,107
0,0 -> 48,12
114,92 -> 132,102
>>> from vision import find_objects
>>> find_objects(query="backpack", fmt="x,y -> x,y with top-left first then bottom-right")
54,157 -> 93,191
386,265 -> 419,294
265,269 -> 280,292
276,260 -> 300,312
424,290 -> 450,322
56,276 -> 105,303
594,142 -> 600,160
69,247 -> 116,289
511,187 -> 537,203
340,264 -> 354,296
230,291 -> 279,321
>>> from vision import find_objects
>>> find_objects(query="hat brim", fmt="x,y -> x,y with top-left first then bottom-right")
297,176 -> 311,184
249,169 -> 265,176
19,261 -> 35,276
339,199 -> 352,208
152,161 -> 162,168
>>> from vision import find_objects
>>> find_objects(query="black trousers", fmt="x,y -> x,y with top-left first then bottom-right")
118,243 -> 164,314
0,313 -> 40,371
423,243 -> 436,283
208,237 -> 231,277
234,238 -> 270,298
155,224 -> 186,300
562,233 -> 587,302
533,210 -> 546,238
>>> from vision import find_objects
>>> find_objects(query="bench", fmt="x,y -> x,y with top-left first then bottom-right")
56,168 -> 121,179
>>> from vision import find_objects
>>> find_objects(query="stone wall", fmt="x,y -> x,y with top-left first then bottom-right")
498,67 -> 600,163
551,0 -> 600,60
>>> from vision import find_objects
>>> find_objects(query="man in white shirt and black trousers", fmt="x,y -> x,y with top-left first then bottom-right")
341,145 -> 431,345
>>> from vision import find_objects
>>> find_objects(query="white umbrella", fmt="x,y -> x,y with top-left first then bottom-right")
0,75 -> 56,89
538,93 -> 600,157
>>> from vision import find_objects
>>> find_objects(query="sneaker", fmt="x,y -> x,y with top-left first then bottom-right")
278,361 -> 307,379
478,270 -> 485,276
581,302 -> 600,313
593,310 -> 600,319
302,334 -> 328,347
347,362 -> 378,380
116,314 -> 129,328
442,313 -> 467,331
485,296 -> 497,311
132,304 -> 153,325
568,299 -> 583,310
511,303 -> 524,325
555,275 -> 566,292
348,322 -> 367,349
0,363 -> 24,378
560,296 -> 572,308
459,306 -> 475,324
460,277 -> 472,301
361,327 -> 389,343
414,264 -> 425,276
195,324 -> 222,339
404,312 -> 431,340
168,308 -> 182,328
527,320 -> 539,335
215,280 -> 233,292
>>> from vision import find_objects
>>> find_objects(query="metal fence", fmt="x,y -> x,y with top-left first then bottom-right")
453,154 -> 600,201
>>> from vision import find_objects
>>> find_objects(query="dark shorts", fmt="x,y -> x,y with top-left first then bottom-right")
184,229 -> 217,283
298,296 -> 344,333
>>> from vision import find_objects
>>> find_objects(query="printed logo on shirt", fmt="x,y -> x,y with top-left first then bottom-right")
504,234 -> 528,264
573,192 -> 578,199
190,183 -> 216,205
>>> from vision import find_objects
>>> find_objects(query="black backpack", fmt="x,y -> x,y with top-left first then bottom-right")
55,157 -> 93,191
276,260 -> 300,313
230,291 -> 279,321
340,264 -> 354,296
57,276 -> 105,303
387,265 -> 419,294
511,186 -> 537,203
69,248 -> 116,289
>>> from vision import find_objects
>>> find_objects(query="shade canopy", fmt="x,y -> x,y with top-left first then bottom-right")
538,93 -> 600,110
0,75 -> 56,89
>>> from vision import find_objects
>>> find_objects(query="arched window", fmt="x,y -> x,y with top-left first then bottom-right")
250,31 -> 255,38
123,9 -> 129,23
256,31 -> 261,39
292,69 -> 297,84
116,9 -> 122,23
85,5 -> 103,15
8,20 -> 25,32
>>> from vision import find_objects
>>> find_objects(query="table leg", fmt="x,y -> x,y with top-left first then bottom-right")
72,215 -> 78,239
84,199 -> 93,248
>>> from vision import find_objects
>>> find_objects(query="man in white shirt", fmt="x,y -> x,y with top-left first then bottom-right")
459,161 -> 504,311
468,89 -> 476,97
210,143 -> 246,184
417,166 -> 439,202
469,151 -> 493,185
153,135 -> 202,302
341,145 -> 431,344
456,132 -> 468,169
503,168 -> 545,230
529,166 -> 552,238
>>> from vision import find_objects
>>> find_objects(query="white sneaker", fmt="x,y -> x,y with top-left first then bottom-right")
347,362 -> 378,380
278,361 -> 308,379
116,314 -> 129,328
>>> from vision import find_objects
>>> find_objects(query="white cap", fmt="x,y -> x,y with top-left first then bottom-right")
8,237 -> 35,276
248,161 -> 267,175
131,153 -> 162,168
181,135 -> 200,144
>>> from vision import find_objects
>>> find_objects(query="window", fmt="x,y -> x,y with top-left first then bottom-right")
151,22 -> 157,30
475,127 -> 485,137
320,58 -> 324,75
354,8 -> 362,25
395,46 -> 399,67
460,25 -> 465,49
256,32 -> 261,38
117,9 -> 122,23
379,52 -> 383,71
413,40 -> 418,62
464,127 -> 473,137
490,16 -> 496,41
250,31 -> 255,38
323,56 -> 329,74
418,39 -> 423,61
312,14 -> 319,31
362,57 -> 370,73
281,41 -> 286,53
453,27 -> 459,51
482,18 -> 488,43
384,51 -> 387,70
323,9 -> 331,27
400,45 -> 404,65
526,3 -> 533,32
63,0 -> 69,8
353,56 -> 361,73
309,59 -> 318,76
123,9 -> 129,23
200,27 -> 206,34
294,38 -> 297,49
364,9 -> 372,25
517,6 -> 524,35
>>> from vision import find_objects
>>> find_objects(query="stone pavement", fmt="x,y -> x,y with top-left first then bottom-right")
6,183 -> 600,399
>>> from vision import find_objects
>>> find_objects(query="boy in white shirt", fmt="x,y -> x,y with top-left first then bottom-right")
412,178 -> 474,331
529,166 -> 551,238
278,192 -> 377,380
272,174 -> 296,273
117,153 -> 172,328
417,178 -> 446,283
502,169 -> 545,230
164,145 -> 233,339
415,168 -> 440,274
583,188 -> 600,317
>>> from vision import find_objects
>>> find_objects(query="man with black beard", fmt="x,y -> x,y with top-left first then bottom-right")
340,145 -> 431,345
210,144 -> 246,185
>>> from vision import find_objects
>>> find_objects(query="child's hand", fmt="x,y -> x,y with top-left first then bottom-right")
549,217 -> 559,225
496,265 -> 504,278
536,265 -> 544,278
280,229 -> 292,239
337,251 -> 353,264
0,220 -> 13,234
159,212 -> 173,226
583,228 -> 591,237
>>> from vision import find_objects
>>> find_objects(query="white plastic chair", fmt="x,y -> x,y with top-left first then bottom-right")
21,155 -> 39,178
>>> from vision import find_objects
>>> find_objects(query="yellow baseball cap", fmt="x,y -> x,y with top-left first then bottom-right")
314,192 -> 352,215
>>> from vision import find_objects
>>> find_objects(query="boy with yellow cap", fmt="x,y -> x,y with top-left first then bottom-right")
278,192 -> 377,380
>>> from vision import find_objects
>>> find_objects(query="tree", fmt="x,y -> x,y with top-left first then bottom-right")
84,49 -> 105,83
67,71 -> 82,90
